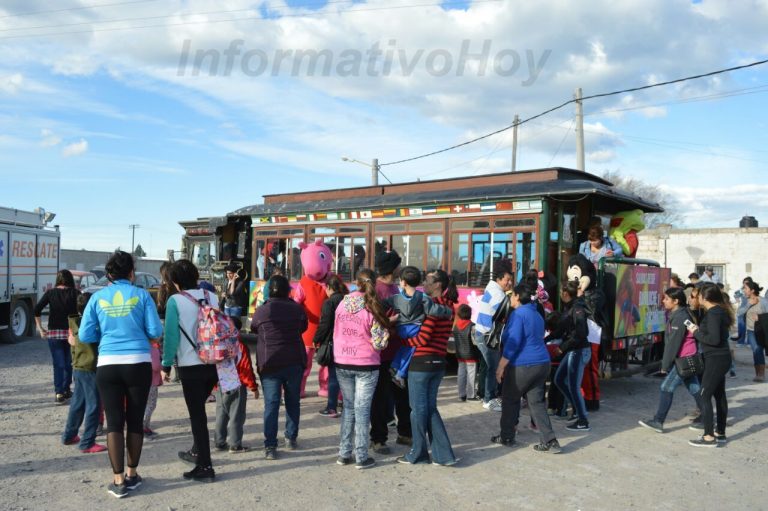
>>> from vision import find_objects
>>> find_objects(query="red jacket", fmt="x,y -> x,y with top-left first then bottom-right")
236,341 -> 258,392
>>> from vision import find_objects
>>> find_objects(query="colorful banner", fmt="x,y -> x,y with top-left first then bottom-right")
611,265 -> 671,338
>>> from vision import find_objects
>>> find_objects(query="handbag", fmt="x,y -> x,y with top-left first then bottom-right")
315,341 -> 333,366
674,353 -> 704,379
486,295 -> 511,350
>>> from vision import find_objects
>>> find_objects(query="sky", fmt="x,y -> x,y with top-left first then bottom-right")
1,0 -> 767,258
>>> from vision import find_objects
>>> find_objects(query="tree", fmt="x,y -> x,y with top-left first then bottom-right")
133,244 -> 147,258
600,170 -> 683,228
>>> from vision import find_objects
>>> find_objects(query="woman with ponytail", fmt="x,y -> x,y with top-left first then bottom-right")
396,269 -> 459,466
332,268 -> 390,469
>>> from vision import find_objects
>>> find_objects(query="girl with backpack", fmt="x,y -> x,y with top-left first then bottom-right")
638,287 -> 703,433
161,259 -> 220,482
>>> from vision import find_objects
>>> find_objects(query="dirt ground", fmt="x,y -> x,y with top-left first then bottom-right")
1,335 -> 766,511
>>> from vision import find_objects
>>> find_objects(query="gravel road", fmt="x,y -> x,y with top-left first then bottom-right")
1,336 -> 766,511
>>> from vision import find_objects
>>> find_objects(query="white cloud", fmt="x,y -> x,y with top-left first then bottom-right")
40,128 -> 61,147
0,73 -> 23,94
62,138 -> 88,157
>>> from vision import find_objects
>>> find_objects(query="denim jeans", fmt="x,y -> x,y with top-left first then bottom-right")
336,367 -> 379,462
747,330 -> 766,366
326,364 -> 340,411
260,364 -> 303,448
737,315 -> 746,344
215,384 -> 248,448
654,366 -> 702,424
224,306 -> 243,318
48,339 -> 72,394
554,347 -> 591,422
62,370 -> 101,449
406,369 -> 456,465
475,330 -> 501,403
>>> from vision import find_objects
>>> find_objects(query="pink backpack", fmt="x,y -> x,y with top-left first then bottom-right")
180,290 -> 239,364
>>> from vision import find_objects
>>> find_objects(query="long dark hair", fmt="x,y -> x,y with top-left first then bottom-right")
699,282 -> 734,326
55,269 -> 75,288
157,261 -> 176,315
664,287 -> 688,308
355,268 -> 390,328
326,274 -> 349,296
427,269 -> 458,304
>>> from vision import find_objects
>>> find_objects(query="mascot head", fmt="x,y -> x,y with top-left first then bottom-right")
298,239 -> 333,282
567,254 -> 596,293
609,209 -> 645,258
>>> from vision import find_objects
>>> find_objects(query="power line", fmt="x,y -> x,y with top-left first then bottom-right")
584,83 -> 768,116
379,58 -> 768,167
0,0 -> 158,19
547,118 -> 574,166
0,0 -> 503,40
0,1 -> 349,32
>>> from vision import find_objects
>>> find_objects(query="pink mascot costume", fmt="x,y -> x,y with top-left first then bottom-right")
293,239 -> 334,398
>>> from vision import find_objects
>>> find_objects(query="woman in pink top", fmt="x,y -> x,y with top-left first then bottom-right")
638,287 -> 703,433
332,269 -> 390,469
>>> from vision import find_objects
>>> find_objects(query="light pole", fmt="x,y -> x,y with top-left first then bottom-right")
656,223 -> 672,268
341,156 -> 391,185
129,224 -> 140,255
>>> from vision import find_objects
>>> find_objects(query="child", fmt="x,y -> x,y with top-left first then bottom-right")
385,266 -> 454,386
62,293 -> 106,453
544,311 -> 567,417
214,317 -> 259,453
453,304 -> 481,401
143,339 -> 163,438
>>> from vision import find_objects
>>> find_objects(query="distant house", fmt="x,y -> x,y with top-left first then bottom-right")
636,226 -> 768,294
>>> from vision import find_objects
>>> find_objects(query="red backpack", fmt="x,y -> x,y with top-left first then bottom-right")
179,290 -> 239,364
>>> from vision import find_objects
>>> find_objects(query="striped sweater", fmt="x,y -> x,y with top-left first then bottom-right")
404,297 -> 455,370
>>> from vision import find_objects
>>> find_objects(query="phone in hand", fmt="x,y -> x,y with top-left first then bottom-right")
683,319 -> 695,329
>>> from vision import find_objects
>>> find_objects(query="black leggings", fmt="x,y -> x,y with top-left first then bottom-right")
96,362 -> 152,475
179,364 -> 219,467
700,353 -> 730,437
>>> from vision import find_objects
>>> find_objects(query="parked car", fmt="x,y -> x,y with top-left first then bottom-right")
90,265 -> 106,279
84,272 -> 161,294
70,270 -> 98,291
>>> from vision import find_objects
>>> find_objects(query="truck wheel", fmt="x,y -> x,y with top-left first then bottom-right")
1,300 -> 32,344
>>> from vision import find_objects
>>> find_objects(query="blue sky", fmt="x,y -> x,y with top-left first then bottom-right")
1,0 -> 767,258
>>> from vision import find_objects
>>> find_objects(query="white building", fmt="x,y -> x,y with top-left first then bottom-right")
636,227 -> 768,295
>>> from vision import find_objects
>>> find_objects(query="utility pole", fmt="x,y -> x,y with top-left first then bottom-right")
371,158 -> 379,186
129,224 -> 140,254
510,114 -> 519,172
575,87 -> 585,171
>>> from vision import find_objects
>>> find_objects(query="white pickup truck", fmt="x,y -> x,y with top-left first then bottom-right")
0,207 -> 60,343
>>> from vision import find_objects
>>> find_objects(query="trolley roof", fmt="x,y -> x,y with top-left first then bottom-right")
228,167 -> 663,219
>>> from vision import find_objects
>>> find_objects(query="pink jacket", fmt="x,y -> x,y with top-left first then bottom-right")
333,292 -> 389,369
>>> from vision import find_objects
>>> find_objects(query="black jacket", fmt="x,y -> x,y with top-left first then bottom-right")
34,287 -> 80,329
661,307 -> 695,372
558,297 -> 590,354
694,305 -> 731,358
224,278 -> 249,309
251,298 -> 308,374
453,323 -> 481,361
313,292 -> 345,347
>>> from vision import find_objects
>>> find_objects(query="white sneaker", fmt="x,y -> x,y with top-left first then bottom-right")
484,398 -> 502,412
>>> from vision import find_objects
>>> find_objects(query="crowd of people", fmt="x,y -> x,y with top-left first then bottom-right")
33,250 -> 767,498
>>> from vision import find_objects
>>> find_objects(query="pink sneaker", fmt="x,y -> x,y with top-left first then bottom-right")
63,435 -> 81,445
81,444 -> 107,453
